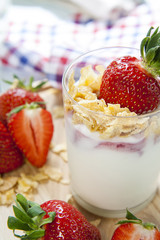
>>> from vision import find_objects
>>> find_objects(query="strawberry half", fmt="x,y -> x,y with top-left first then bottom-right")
0,120 -> 24,173
111,210 -> 160,240
8,193 -> 101,240
8,103 -> 54,167
99,27 -> 160,114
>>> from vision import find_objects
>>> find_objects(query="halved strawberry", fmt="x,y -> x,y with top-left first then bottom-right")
111,210 -> 160,240
0,120 -> 24,173
99,27 -> 160,114
7,103 -> 54,167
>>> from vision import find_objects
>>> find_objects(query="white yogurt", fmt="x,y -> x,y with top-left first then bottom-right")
65,116 -> 160,217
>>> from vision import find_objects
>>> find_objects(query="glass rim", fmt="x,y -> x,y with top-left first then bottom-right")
62,46 -> 160,119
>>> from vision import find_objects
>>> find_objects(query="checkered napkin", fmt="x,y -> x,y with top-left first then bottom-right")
0,2 -> 159,89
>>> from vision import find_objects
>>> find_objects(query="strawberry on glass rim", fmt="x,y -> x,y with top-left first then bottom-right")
99,26 -> 160,115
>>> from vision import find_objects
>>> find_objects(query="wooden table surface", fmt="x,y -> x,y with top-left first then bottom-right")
1,87 -> 160,240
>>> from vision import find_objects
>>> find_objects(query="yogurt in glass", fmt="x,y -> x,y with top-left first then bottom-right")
62,47 -> 160,218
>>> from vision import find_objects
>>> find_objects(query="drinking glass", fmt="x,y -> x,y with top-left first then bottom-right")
62,47 -> 160,218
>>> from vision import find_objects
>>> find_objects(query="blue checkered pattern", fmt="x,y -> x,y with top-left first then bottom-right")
0,2 -> 159,88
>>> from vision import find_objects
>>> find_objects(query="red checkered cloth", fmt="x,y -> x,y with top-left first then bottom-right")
0,2 -> 158,89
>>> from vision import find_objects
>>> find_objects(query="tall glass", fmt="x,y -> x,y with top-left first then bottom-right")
62,47 -> 160,218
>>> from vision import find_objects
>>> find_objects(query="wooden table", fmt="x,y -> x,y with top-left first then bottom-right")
1,87 -> 160,240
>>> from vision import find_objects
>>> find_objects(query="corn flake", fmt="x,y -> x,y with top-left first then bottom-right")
16,173 -> 38,193
59,151 -> 68,163
40,166 -> 63,182
52,143 -> 67,154
90,218 -> 102,227
53,106 -> 64,118
0,176 -> 18,192
0,189 -> 16,205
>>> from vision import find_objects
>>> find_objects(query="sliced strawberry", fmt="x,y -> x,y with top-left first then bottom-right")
111,222 -> 160,240
8,103 -> 54,167
0,121 -> 24,173
111,210 -> 160,240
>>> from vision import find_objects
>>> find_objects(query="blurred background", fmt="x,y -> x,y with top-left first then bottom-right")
0,0 -> 159,91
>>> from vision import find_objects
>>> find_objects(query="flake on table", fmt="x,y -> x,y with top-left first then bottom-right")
60,178 -> 70,185
51,143 -> 67,154
60,151 -> 68,163
53,106 -> 64,118
0,189 -> 15,205
30,172 -> 49,181
90,218 -> 102,227
16,173 -> 38,193
39,166 -> 63,182
66,193 -> 73,203
0,176 -> 18,192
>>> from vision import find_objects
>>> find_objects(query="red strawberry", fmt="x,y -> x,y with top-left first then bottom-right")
111,210 -> 160,240
99,27 -> 160,114
0,88 -> 45,125
8,194 -> 101,240
8,103 -> 54,167
0,121 -> 24,173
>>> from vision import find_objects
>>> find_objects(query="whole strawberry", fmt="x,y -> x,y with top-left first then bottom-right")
8,102 -> 54,167
7,194 -> 101,240
111,210 -> 160,240
0,76 -> 46,125
99,27 -> 160,114
0,120 -> 24,173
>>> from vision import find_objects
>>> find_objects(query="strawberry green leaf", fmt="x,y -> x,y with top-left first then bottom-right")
7,216 -> 32,231
39,212 -> 56,227
13,206 -> 35,226
151,26 -> 159,37
146,26 -> 154,37
117,219 -> 141,225
143,222 -> 156,230
21,229 -> 45,239
3,75 -> 47,92
8,194 -> 56,239
140,26 -> 160,77
16,193 -> 29,212
27,205 -> 46,218
146,32 -> 160,52
140,36 -> 150,59
32,81 -> 47,91
146,46 -> 160,65
117,209 -> 142,225
13,229 -> 45,239
126,209 -> 141,222
7,101 -> 46,118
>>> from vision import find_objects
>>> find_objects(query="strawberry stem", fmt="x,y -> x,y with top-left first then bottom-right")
7,102 -> 46,118
7,194 -> 56,240
117,209 -> 157,231
3,75 -> 47,92
140,26 -> 160,78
